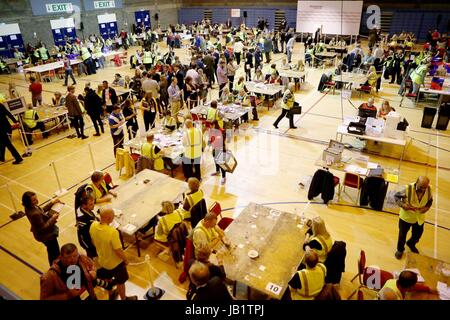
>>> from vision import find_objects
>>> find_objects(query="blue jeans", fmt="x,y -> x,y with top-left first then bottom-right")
412,82 -> 420,94
64,69 -> 76,85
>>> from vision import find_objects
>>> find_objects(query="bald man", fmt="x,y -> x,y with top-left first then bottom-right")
289,250 -> 326,300
89,207 -> 137,300
394,176 -> 432,259
378,270 -> 432,300
187,261 -> 233,301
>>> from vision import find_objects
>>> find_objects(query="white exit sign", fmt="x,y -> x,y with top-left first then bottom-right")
94,1 -> 116,9
46,3 -> 73,13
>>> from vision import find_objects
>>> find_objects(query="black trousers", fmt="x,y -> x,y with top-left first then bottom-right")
245,67 -> 252,81
219,83 -> 227,98
64,69 -> 76,85
0,132 -> 22,162
390,67 -> 402,84
273,108 -> 294,127
112,132 -> 124,157
397,219 -> 424,252
126,120 -> 138,139
24,122 -> 47,145
143,111 -> 156,131
252,106 -> 259,120
235,52 -> 241,65
228,76 -> 234,92
182,157 -> 201,181
70,115 -> 85,138
89,113 -> 104,134
43,237 -> 60,266
265,51 -> 270,63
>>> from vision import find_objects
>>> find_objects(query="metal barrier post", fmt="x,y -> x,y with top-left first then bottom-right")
51,160 -> 68,197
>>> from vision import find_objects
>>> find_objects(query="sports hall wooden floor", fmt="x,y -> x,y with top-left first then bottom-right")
0,39 -> 449,300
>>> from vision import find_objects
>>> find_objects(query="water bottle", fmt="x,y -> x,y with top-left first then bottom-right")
301,211 -> 306,226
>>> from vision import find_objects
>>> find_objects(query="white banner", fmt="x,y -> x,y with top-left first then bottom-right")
296,1 -> 363,35
231,9 -> 241,18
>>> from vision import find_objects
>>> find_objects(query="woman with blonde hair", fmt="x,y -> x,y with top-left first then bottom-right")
154,201 -> 185,243
377,100 -> 394,119
303,216 -> 333,263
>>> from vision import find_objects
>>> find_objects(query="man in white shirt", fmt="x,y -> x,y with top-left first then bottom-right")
233,40 -> 244,65
141,73 -> 160,100
186,65 -> 201,86
372,44 -> 385,60
286,35 -> 295,63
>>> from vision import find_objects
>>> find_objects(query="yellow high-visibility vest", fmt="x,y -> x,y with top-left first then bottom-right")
155,209 -> 184,242
310,235 -> 333,263
290,263 -> 327,300
207,108 -> 223,129
39,47 -> 48,60
86,181 -> 108,203
81,47 -> 91,61
399,183 -> 431,225
143,51 -> 152,64
184,127 -> 202,159
23,109 -> 37,129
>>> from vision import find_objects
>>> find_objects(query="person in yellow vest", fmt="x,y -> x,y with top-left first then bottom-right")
303,216 -> 333,264
192,212 -> 228,256
181,177 -> 204,219
182,119 -> 203,181
273,83 -> 296,129
363,65 -> 378,87
161,110 -> 177,131
141,133 -> 164,171
154,201 -> 185,243
394,176 -> 432,259
38,45 -> 49,62
81,46 -> 96,75
22,105 -> 48,145
289,250 -> 326,300
143,48 -> 152,71
378,270 -> 433,300
86,171 -> 117,204
206,100 -> 224,129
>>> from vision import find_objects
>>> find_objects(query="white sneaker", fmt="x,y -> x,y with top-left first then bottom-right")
220,178 -> 226,185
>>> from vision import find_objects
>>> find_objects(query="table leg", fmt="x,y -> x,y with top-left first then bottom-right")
399,143 -> 406,171
119,230 -> 125,249
135,233 -> 141,257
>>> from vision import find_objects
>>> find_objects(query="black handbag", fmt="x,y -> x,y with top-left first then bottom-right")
289,104 -> 302,116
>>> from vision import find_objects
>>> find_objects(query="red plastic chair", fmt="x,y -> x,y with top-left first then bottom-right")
340,173 -> 363,204
217,217 -> 234,230
357,289 -> 364,300
209,201 -> 222,219
103,172 -> 118,189
348,250 -> 394,299
178,238 -> 194,283
333,176 -> 341,195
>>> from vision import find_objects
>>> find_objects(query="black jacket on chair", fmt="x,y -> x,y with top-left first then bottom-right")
324,240 -> 346,284
190,199 -> 208,229
308,169 -> 335,204
359,176 -> 388,211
